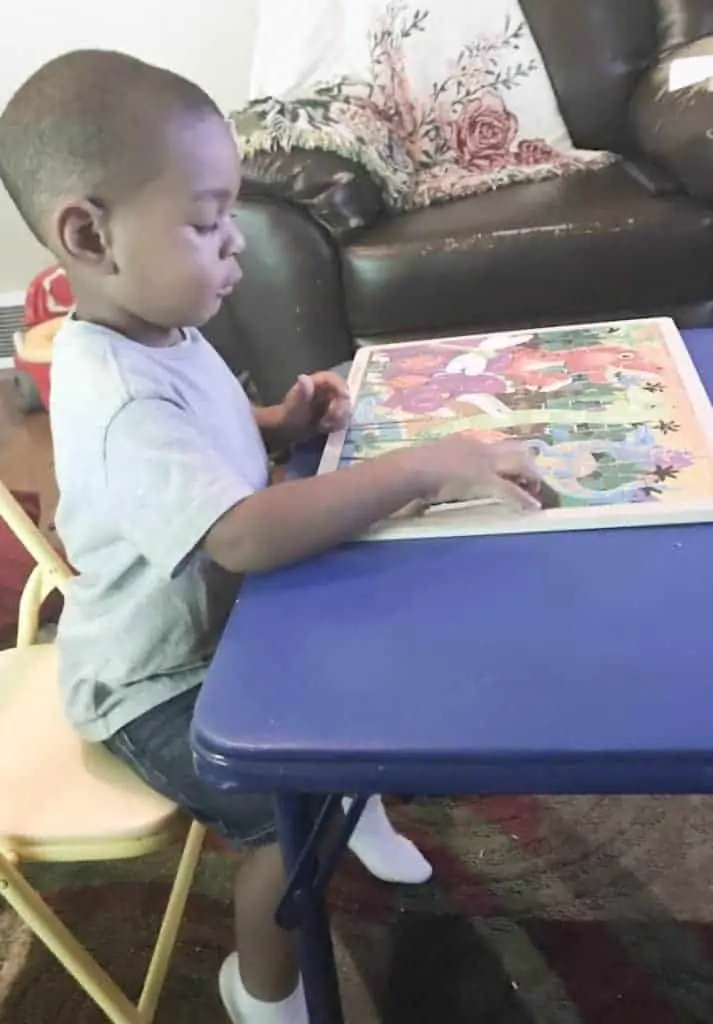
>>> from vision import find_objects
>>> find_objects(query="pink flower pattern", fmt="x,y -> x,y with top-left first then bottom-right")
450,91 -> 519,172
235,2 -> 615,209
364,3 -> 602,204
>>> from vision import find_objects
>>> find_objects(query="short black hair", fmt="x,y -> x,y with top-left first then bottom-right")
0,49 -> 222,244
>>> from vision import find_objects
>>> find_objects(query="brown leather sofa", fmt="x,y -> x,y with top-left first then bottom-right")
206,0 -> 713,404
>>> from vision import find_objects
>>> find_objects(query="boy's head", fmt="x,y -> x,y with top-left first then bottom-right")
0,50 -> 244,340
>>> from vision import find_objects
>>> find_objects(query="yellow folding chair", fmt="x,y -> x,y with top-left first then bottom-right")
0,479 -> 207,1023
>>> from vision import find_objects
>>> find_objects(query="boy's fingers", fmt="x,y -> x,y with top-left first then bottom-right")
503,472 -> 542,497
492,447 -> 541,490
296,373 -> 315,402
331,396 -> 351,420
318,395 -> 350,430
310,371 -> 350,400
493,475 -> 542,512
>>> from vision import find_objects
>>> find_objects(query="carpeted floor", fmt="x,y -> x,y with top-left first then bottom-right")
4,794 -> 713,1022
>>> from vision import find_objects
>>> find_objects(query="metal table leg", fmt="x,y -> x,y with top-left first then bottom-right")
275,793 -> 366,1024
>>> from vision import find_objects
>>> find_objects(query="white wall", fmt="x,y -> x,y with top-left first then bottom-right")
0,0 -> 258,292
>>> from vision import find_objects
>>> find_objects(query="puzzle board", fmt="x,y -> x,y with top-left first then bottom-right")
318,318 -> 713,541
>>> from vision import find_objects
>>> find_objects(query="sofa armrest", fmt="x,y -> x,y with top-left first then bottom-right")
631,36 -> 713,204
212,194 -> 354,405
241,149 -> 386,243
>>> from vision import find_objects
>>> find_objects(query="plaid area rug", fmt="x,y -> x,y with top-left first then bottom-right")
4,796 -> 713,1022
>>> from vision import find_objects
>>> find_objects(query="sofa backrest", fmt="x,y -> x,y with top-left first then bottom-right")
522,0 -> 657,155
656,0 -> 713,51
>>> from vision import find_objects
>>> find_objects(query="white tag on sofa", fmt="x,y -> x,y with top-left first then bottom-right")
669,55 -> 713,93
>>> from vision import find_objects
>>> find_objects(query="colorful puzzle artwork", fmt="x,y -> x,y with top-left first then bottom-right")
318,318 -> 713,540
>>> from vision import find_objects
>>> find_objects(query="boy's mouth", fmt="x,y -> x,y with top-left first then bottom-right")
217,264 -> 242,296
217,269 -> 241,298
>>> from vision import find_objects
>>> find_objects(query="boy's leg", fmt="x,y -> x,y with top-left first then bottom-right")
220,845 -> 308,1022
105,689 -> 305,1021
104,688 -> 431,1019
231,844 -> 298,1000
345,795 -> 432,884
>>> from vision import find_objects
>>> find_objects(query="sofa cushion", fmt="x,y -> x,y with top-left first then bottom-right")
633,36 -> 713,206
655,0 -> 713,51
341,164 -> 713,339
522,0 -> 656,154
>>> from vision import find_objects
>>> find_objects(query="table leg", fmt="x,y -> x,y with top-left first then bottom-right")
275,793 -> 344,1024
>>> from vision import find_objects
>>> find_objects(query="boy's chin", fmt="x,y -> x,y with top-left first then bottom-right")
200,291 -> 231,325
182,301 -> 222,330
165,287 -> 232,329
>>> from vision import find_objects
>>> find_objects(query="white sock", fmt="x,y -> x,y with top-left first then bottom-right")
344,795 -> 433,885
219,953 -> 308,1024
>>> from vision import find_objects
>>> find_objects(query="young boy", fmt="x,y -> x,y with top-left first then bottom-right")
0,51 -> 540,1023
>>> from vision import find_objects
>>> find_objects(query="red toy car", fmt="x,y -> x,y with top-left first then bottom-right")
14,265 -> 73,412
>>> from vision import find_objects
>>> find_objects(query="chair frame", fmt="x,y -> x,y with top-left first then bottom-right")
0,480 -> 207,1023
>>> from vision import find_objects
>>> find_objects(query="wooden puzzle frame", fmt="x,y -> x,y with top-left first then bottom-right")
318,318 -> 713,541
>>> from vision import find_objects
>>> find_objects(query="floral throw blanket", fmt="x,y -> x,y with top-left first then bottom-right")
236,0 -> 616,210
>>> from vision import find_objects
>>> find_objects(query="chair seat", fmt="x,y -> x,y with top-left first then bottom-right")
0,643 -> 181,860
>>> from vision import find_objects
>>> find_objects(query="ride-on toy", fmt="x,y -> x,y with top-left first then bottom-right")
13,266 -> 73,413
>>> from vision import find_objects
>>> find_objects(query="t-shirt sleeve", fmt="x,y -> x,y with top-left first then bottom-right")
104,397 -> 255,577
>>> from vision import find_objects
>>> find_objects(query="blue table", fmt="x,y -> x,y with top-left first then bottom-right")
192,328 -> 713,1022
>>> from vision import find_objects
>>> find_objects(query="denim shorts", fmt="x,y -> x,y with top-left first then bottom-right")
104,686 -> 276,849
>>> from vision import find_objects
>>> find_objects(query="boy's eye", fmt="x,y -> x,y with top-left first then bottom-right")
194,223 -> 219,235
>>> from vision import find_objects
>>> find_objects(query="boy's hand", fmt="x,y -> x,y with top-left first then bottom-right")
277,372 -> 351,444
206,430 -> 542,575
417,434 -> 542,511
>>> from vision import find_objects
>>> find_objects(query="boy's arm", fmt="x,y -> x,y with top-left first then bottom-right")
252,404 -> 290,451
103,395 -> 431,579
203,448 -> 433,573
102,397 -> 539,580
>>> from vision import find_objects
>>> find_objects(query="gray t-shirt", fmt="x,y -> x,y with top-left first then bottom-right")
50,319 -> 270,741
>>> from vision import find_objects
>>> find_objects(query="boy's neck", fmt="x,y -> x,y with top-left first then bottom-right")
73,295 -> 181,348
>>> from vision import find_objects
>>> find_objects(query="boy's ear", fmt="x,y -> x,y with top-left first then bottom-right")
54,198 -> 116,273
